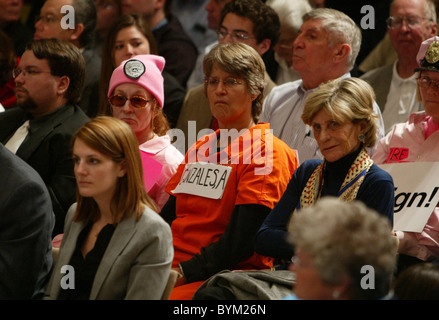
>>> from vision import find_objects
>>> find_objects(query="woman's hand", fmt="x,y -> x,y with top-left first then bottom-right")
172,267 -> 187,287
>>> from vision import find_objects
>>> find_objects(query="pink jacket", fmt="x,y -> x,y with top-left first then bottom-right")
139,135 -> 184,210
373,111 -> 439,261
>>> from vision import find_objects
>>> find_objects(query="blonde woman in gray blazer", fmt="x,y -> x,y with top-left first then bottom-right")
45,117 -> 173,300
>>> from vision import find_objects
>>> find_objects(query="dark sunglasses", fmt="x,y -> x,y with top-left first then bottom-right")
108,95 -> 153,109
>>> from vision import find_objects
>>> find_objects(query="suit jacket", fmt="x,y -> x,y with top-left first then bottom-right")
80,48 -> 102,117
162,71 -> 187,128
45,204 -> 173,300
0,143 -> 54,299
175,72 -> 276,153
0,104 -> 89,236
360,64 -> 393,112
153,14 -> 198,88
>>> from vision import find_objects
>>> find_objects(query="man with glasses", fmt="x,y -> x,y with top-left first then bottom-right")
0,39 -> 89,237
186,0 -> 232,89
361,0 -> 437,133
175,0 -> 280,153
372,35 -> 439,274
34,0 -> 101,118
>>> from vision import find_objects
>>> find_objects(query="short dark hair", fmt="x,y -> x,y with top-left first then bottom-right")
220,0 -> 281,49
26,39 -> 86,104
72,0 -> 97,47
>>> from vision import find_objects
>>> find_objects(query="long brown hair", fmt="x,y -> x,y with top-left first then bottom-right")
98,14 -> 158,116
72,116 -> 158,223
99,14 -> 169,136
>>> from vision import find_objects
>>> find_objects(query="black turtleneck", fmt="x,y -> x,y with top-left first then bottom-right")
322,145 -> 363,196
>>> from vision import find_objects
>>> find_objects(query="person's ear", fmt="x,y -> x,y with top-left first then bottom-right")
429,22 -> 438,38
118,160 -> 127,178
333,43 -> 351,64
56,76 -> 70,96
255,38 -> 271,56
69,23 -> 85,42
155,0 -> 166,10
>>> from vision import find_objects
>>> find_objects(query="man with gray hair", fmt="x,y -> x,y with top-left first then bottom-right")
361,0 -> 437,133
34,0 -> 101,117
260,8 -> 385,164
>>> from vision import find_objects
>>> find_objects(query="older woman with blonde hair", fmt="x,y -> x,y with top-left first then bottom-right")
45,116 -> 173,300
255,77 -> 394,265
287,197 -> 397,300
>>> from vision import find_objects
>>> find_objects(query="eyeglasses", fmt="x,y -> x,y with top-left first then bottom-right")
290,255 -> 315,269
217,27 -> 255,41
108,95 -> 153,109
13,68 -> 52,78
386,15 -> 430,29
417,76 -> 439,90
204,77 -> 243,89
290,256 -> 307,269
34,14 -> 61,24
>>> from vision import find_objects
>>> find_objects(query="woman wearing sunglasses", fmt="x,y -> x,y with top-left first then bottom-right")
108,54 -> 184,210
99,14 -> 186,128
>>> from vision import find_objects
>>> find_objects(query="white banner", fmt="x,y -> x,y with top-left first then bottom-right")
172,162 -> 232,200
379,162 -> 439,232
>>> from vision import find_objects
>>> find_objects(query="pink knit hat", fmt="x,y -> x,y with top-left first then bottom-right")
108,54 -> 165,108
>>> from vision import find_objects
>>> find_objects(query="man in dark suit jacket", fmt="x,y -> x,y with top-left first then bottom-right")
122,0 -> 198,88
0,38 -> 89,237
34,0 -> 101,117
0,143 -> 54,299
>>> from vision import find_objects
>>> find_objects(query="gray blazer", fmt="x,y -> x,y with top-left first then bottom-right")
45,204 -> 173,300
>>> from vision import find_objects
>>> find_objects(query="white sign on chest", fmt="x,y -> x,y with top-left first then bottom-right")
172,162 -> 232,199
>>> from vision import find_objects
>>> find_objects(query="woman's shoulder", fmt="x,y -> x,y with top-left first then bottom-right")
137,206 -> 172,232
141,135 -> 184,165
162,140 -> 185,163
298,159 -> 322,173
289,159 -> 323,186
366,163 -> 394,183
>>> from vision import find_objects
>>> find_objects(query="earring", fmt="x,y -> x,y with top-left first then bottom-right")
358,133 -> 365,143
